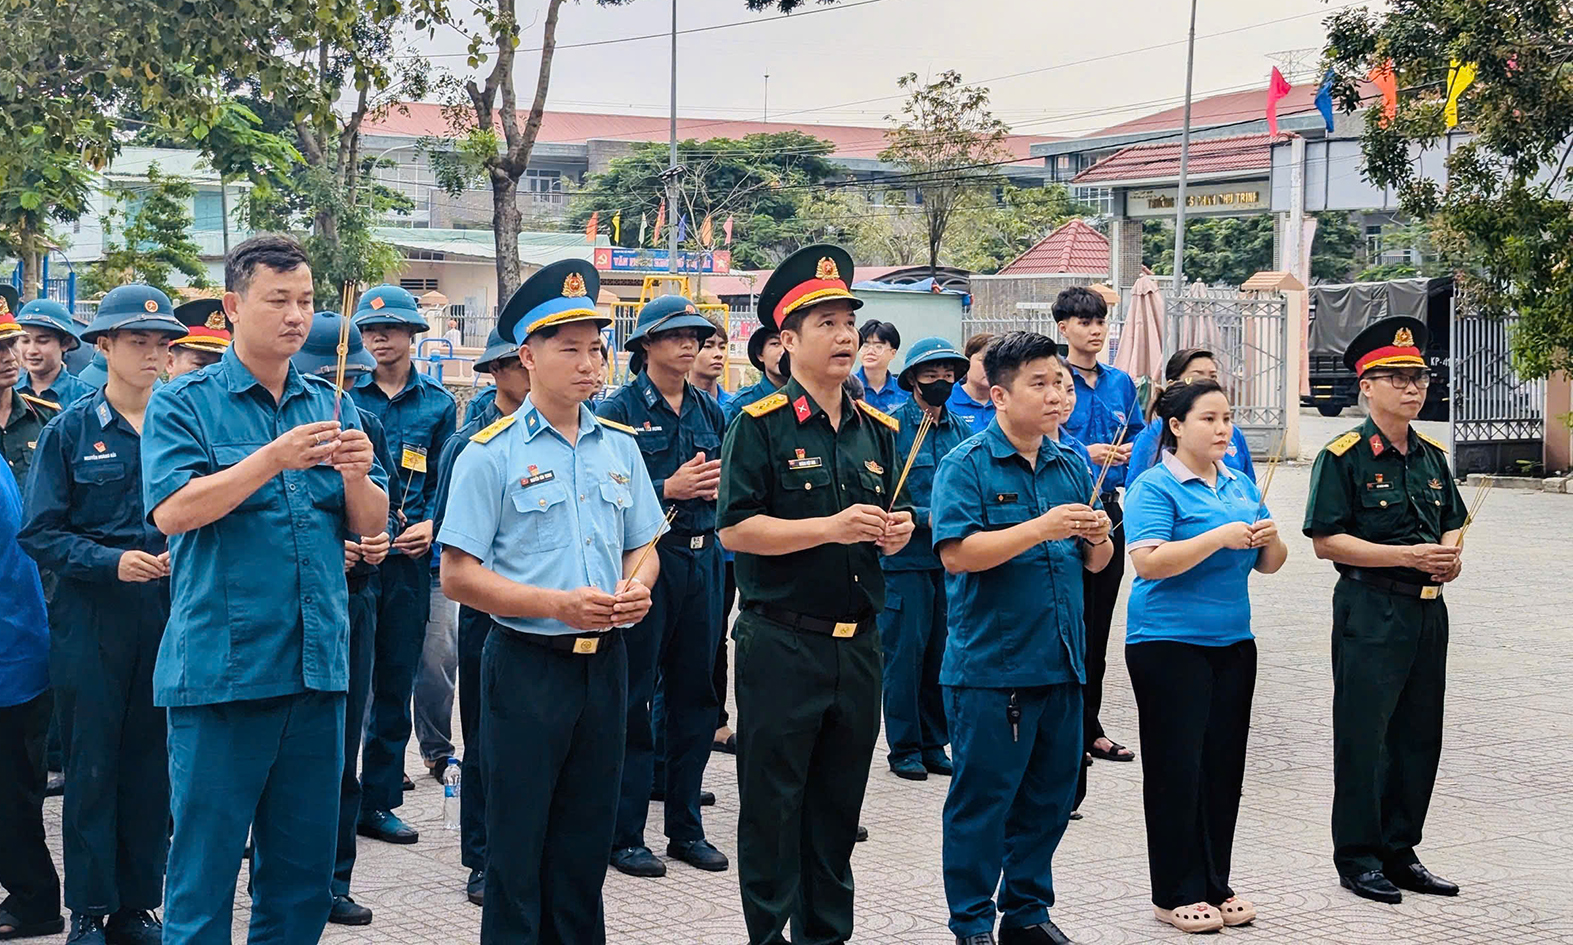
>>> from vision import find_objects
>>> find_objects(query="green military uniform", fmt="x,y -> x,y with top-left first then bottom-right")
1,392 -> 58,484
1302,316 -> 1468,886
718,244 -> 903,945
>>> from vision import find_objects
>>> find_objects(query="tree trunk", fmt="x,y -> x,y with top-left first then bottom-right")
18,229 -> 41,301
492,170 -> 522,302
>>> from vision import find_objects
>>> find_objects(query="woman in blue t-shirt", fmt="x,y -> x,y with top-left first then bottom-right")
1122,379 -> 1287,934
1127,348 -> 1255,484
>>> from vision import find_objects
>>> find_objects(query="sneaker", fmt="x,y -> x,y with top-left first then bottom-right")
65,913 -> 106,945
327,895 -> 373,926
104,909 -> 162,945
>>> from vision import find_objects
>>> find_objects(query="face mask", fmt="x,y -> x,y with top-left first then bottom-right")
917,378 -> 955,406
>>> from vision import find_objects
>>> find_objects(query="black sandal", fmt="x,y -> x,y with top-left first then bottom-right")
0,909 -> 65,940
712,734 -> 737,755
1088,741 -> 1135,762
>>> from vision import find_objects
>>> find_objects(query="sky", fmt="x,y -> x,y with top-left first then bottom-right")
401,0 -> 1379,137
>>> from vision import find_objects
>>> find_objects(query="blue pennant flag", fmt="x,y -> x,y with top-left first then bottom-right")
1315,68 -> 1336,133
676,215 -> 688,243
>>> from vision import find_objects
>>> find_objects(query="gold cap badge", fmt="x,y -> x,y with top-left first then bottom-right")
0,299 -> 8,315
1393,327 -> 1415,347
815,257 -> 840,282
563,272 -> 588,298
205,311 -> 226,330
143,299 -> 159,313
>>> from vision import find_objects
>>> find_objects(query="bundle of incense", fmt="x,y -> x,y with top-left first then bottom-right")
1253,433 -> 1286,518
1086,422 -> 1134,503
627,506 -> 679,582
331,282 -> 353,422
887,410 -> 935,512
1450,475 -> 1494,546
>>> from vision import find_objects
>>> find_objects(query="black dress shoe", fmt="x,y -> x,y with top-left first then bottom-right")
401,774 -> 415,792
855,825 -> 869,842
922,752 -> 954,776
466,868 -> 485,906
104,909 -> 162,945
957,934 -> 996,945
999,919 -> 1073,945
1387,862 -> 1459,896
650,788 -> 716,806
1340,870 -> 1402,904
610,846 -> 666,878
44,771 -> 65,798
667,838 -> 729,872
327,895 -> 373,926
357,809 -> 419,844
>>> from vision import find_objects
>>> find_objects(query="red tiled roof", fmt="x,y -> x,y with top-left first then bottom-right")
1071,133 -> 1275,185
364,102 -> 1056,160
998,219 -> 1109,275
1090,80 -> 1378,139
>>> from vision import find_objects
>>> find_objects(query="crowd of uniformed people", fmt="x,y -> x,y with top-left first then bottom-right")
0,231 -> 1471,945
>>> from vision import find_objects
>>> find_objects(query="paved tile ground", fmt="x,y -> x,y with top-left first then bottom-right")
33,411 -> 1573,943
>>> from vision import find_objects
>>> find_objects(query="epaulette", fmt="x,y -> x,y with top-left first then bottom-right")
596,416 -> 637,435
18,392 -> 60,412
1325,430 -> 1360,456
469,415 -> 516,444
1417,431 -> 1448,453
855,399 -> 900,431
741,392 -> 788,418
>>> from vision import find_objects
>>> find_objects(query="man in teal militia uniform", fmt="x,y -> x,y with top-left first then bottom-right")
599,295 -> 730,878
878,336 -> 972,782
718,244 -> 915,945
932,331 -> 1112,945
439,259 -> 666,944
1303,315 -> 1468,905
142,236 -> 390,944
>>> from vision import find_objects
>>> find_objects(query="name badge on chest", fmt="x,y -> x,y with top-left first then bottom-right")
788,457 -> 823,471
401,445 -> 428,473
520,464 -> 556,488
995,492 -> 1019,503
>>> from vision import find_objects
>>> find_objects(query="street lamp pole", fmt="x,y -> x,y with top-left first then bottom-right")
1172,0 -> 1198,290
666,0 -> 680,275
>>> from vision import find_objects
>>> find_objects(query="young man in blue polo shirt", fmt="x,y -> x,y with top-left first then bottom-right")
947,332 -> 997,433
932,331 -> 1112,945
853,319 -> 909,414
1055,287 -> 1142,768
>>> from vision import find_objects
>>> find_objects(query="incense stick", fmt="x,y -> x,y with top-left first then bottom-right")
1450,475 -> 1493,546
1252,432 -> 1287,520
887,411 -> 934,512
1086,421 -> 1134,503
626,506 -> 678,583
331,282 -> 353,421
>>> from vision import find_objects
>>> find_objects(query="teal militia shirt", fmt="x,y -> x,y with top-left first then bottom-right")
0,460 -> 48,708
141,347 -> 389,707
17,370 -> 95,408
881,397 -> 969,572
931,420 -> 1097,688
437,396 -> 666,637
350,366 -> 456,537
1124,450 -> 1267,647
722,376 -> 781,426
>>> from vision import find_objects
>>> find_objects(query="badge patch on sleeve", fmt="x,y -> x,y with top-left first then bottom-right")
400,445 -> 428,473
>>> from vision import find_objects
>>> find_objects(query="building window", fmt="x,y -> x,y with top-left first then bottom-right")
1072,186 -> 1113,217
525,169 -> 562,193
1365,224 -> 1384,258
193,191 -> 225,231
400,278 -> 439,292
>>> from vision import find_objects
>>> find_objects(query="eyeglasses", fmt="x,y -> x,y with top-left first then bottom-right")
860,340 -> 892,351
1368,372 -> 1431,390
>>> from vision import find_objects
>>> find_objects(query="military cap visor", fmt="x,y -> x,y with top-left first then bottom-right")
15,299 -> 82,350
1344,315 -> 1429,376
496,259 -> 608,343
755,244 -> 862,332
81,285 -> 186,343
171,299 -> 233,353
897,340 -> 970,392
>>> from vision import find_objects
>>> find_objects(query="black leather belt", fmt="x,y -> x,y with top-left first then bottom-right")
660,529 -> 714,551
747,603 -> 873,638
1342,569 -> 1443,600
494,621 -> 622,655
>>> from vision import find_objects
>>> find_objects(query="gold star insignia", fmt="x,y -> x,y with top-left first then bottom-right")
205,312 -> 225,330
815,257 -> 839,281
563,273 -> 588,298
1393,327 -> 1415,347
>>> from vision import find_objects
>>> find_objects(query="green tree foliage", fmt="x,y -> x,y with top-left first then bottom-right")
1142,212 -> 1366,285
1322,0 -> 1573,377
0,126 -> 96,300
949,185 -> 1081,274
83,166 -> 210,298
565,133 -> 842,268
880,71 -> 1011,276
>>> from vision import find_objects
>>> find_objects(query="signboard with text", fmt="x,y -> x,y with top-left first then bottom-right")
593,247 -> 732,273
1125,180 -> 1271,218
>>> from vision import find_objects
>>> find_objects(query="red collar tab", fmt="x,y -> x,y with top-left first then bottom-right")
792,395 -> 812,423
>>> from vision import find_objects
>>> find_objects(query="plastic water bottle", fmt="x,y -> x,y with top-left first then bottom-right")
443,759 -> 462,831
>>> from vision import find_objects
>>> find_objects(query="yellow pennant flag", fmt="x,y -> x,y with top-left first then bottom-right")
1446,60 -> 1477,129
611,210 -> 622,243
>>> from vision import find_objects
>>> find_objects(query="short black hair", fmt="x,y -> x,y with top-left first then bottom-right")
983,330 -> 1060,391
1156,378 -> 1227,452
226,234 -> 311,296
963,332 -> 996,359
1052,285 -> 1106,323
857,319 -> 900,349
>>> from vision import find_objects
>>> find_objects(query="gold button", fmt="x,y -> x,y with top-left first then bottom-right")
1379,500 -> 1387,507
539,498 -> 547,507
804,482 -> 812,491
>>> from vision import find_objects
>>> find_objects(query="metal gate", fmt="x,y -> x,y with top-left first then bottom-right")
1448,307 -> 1545,476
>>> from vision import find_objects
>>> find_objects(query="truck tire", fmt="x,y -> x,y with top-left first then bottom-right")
1317,404 -> 1344,418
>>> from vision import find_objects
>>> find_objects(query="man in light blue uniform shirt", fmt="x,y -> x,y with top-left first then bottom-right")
142,235 -> 389,945
439,259 -> 665,945
15,299 -> 94,407
1055,287 -> 1143,768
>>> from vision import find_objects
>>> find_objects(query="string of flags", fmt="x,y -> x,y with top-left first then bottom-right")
583,201 -> 735,250
1263,57 -> 1478,136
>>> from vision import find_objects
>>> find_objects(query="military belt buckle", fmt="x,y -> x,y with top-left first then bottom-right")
832,622 -> 858,638
572,636 -> 600,654
689,534 -> 704,550
1420,586 -> 1440,600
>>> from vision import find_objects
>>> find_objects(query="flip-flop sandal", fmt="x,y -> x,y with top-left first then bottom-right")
0,910 -> 65,940
1089,742 -> 1135,762
1154,903 -> 1223,934
1217,896 -> 1256,927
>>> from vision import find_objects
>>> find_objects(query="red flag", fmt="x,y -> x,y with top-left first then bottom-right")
1265,67 -> 1292,137
652,200 -> 666,244
723,215 -> 734,246
584,211 -> 599,243
1367,60 -> 1398,126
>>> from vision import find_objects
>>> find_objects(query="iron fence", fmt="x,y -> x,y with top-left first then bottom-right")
1449,308 -> 1545,475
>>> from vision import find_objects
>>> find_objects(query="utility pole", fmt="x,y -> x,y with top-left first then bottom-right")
666,0 -> 680,276
1172,0 -> 1198,290
764,73 -> 770,122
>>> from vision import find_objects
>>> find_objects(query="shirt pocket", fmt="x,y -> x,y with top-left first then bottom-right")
856,467 -> 887,505
214,444 -> 278,513
693,432 -> 722,464
1358,482 -> 1408,527
509,480 -> 572,551
71,459 -> 128,524
778,463 -> 835,517
301,465 -> 345,515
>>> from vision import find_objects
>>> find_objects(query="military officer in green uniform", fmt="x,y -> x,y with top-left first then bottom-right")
1303,315 -> 1468,905
0,289 -> 61,482
718,244 -> 915,945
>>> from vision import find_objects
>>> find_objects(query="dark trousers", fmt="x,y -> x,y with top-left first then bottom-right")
1080,495 -> 1125,748
0,692 -> 60,926
941,684 -> 1081,938
1126,639 -> 1256,909
332,573 -> 379,898
482,626 -> 626,945
715,560 -> 736,729
615,541 -> 724,849
1330,577 -> 1448,877
734,611 -> 881,945
877,568 -> 949,765
361,552 -> 432,813
163,692 -> 345,945
52,581 -> 169,915
457,604 -> 492,872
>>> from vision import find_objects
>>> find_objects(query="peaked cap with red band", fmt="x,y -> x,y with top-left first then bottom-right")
1343,315 -> 1429,377
755,243 -> 862,332
171,298 -> 233,352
